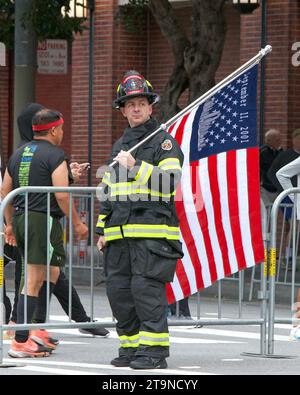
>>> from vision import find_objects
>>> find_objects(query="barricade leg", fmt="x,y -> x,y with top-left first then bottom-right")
266,191 -> 298,359
0,215 -> 20,368
241,200 -> 269,357
241,251 -> 268,358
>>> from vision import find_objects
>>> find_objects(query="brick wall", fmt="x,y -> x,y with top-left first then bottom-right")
72,0 -> 117,187
0,50 -> 72,164
72,0 -> 148,187
112,14 -> 148,142
264,0 -> 290,147
2,0 -> 300,173
36,71 -> 72,156
69,0 -> 297,172
288,0 -> 300,145
148,4 -> 241,112
233,0 -> 298,149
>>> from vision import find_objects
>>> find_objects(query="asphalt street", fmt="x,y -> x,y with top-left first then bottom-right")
1,283 -> 300,376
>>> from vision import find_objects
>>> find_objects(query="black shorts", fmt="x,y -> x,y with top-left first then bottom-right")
13,211 -> 66,267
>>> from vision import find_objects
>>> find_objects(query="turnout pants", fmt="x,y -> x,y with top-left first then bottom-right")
105,238 -> 180,359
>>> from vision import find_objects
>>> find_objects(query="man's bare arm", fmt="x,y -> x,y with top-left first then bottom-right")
1,169 -> 14,225
1,170 -> 17,246
52,161 -> 88,239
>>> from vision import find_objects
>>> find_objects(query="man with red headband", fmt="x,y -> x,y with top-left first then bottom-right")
96,71 -> 184,369
1,108 -> 88,358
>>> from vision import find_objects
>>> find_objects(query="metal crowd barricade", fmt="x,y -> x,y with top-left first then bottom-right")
0,186 -> 269,367
269,188 -> 300,356
249,200 -> 297,303
0,186 -> 117,367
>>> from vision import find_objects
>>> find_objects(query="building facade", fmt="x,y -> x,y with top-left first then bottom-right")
1,0 -> 300,186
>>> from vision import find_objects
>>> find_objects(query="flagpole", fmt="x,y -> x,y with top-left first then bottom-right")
109,45 -> 272,169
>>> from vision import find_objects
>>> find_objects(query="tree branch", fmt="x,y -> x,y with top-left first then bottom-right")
149,0 -> 190,58
149,0 -> 190,120
148,0 -> 227,118
185,0 -> 227,101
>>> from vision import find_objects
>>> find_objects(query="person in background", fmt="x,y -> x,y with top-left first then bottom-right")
260,129 -> 283,208
276,152 -> 300,341
268,129 -> 300,263
4,103 -> 109,339
2,108 -> 88,358
168,298 -> 192,320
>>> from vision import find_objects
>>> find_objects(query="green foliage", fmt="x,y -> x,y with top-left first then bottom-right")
0,0 -> 14,48
0,0 -> 87,48
24,0 -> 87,42
117,0 -> 149,34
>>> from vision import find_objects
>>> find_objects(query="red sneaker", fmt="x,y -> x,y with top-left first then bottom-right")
30,329 -> 59,350
8,338 -> 51,358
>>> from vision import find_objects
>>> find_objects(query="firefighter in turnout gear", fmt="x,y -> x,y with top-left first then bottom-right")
96,71 -> 184,370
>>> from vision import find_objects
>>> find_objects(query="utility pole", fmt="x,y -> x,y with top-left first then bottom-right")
259,0 -> 267,146
87,0 -> 95,187
13,0 -> 36,150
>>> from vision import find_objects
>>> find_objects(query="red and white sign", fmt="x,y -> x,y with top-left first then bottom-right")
37,40 -> 68,75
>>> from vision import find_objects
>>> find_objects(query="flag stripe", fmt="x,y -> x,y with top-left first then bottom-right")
237,149 -> 256,269
208,155 -> 232,277
226,150 -> 247,271
247,148 -> 265,263
199,158 -> 227,280
171,113 -> 196,298
174,251 -> 191,298
166,281 -> 176,303
217,153 -> 239,274
172,274 -> 185,300
176,112 -> 205,292
191,161 -> 216,286
171,113 -> 190,146
177,217 -> 204,293
180,237 -> 200,295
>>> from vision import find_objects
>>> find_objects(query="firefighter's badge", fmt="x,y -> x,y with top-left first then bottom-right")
161,139 -> 173,151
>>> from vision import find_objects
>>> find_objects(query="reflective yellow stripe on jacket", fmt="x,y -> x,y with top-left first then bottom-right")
103,224 -> 180,241
102,172 -> 112,187
110,183 -> 175,198
158,158 -> 182,171
103,226 -> 123,241
134,161 -> 154,185
96,214 -> 107,229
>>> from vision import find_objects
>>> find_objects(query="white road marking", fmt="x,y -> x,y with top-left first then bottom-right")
274,324 -> 294,330
221,359 -> 244,362
169,327 -> 291,342
170,337 -> 244,344
179,366 -> 202,369
47,328 -> 110,336
3,359 -> 214,375
3,340 -> 89,346
51,328 -> 243,344
49,315 -> 113,322
12,365 -> 101,375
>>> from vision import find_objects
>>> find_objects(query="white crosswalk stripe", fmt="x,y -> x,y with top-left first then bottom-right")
3,359 -> 213,375
1,314 -> 296,375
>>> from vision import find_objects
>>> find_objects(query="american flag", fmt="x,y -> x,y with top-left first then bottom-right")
166,64 -> 264,303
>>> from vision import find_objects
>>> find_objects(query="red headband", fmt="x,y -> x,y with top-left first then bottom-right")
32,118 -> 64,132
